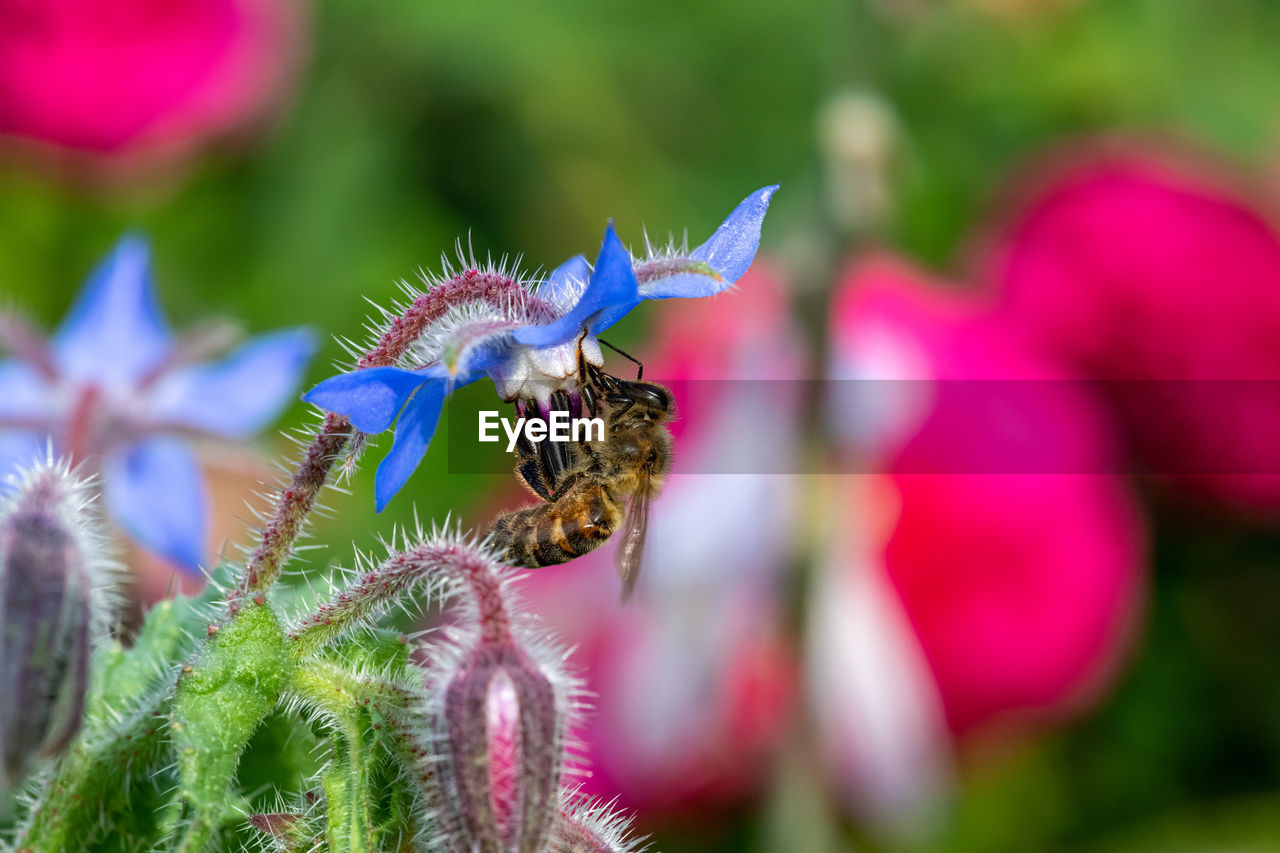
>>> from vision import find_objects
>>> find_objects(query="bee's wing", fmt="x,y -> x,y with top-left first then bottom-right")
615,475 -> 651,602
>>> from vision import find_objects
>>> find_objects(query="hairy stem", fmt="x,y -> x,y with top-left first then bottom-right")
16,684 -> 173,851
172,817 -> 216,853
235,269 -> 529,601
322,726 -> 376,853
171,602 -> 291,852
290,661 -> 414,853
287,544 -> 456,658
236,413 -> 352,599
18,591 -> 217,851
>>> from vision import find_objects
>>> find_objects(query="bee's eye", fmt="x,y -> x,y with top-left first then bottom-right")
640,387 -> 668,408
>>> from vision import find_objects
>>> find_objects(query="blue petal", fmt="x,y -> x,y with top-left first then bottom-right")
639,184 -> 779,300
374,372 -> 480,511
0,362 -> 51,487
304,366 -> 435,434
0,432 -> 46,487
149,328 -> 317,437
0,360 -> 50,419
541,254 -> 591,306
104,438 -> 208,573
513,225 -> 639,347
53,234 -> 173,385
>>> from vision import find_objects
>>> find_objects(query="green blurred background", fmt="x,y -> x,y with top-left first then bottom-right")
7,1 -> 1280,849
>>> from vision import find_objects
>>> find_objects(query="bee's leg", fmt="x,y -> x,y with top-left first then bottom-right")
582,380 -> 599,418
551,388 -> 572,414
515,458 -> 552,502
545,483 -> 622,564
513,400 -> 537,463
538,390 -> 572,491
577,343 -> 595,383
599,338 -> 644,381
576,338 -> 603,417
511,401 -> 553,501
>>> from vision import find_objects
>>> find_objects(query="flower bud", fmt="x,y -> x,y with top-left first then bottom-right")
402,536 -> 580,853
0,457 -> 116,790
439,642 -> 560,853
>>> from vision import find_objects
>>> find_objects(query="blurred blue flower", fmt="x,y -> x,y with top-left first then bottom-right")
304,185 -> 778,511
0,235 -> 316,573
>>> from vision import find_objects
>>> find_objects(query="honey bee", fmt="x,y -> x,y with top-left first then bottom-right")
486,361 -> 674,601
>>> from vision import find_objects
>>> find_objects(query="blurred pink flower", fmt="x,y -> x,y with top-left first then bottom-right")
0,0 -> 303,167
983,146 -> 1280,506
812,255 -> 1145,827
517,262 -> 803,815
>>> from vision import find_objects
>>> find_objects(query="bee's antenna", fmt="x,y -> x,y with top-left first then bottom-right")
598,338 -> 644,381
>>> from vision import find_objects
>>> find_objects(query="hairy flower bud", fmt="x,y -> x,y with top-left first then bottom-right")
440,642 -> 560,852
0,456 -> 116,790
390,534 -> 582,853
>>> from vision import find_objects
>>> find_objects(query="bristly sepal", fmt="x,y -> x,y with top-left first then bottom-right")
550,788 -> 652,853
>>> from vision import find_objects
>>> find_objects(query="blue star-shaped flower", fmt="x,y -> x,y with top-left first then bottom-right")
305,185 -> 777,511
0,235 -> 316,572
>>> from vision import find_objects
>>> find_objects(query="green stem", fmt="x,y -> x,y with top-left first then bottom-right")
290,661 -> 386,852
171,602 -> 291,852
172,817 -> 216,853
17,593 -> 212,851
323,725 -> 375,853
16,681 -> 173,851
288,657 -> 438,850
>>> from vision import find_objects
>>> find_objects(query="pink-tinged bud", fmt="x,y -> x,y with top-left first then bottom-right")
410,535 -> 582,853
486,670 -> 521,842
0,455 -> 116,790
440,643 -> 559,852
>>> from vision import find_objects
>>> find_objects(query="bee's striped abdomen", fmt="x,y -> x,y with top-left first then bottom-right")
489,483 -> 622,568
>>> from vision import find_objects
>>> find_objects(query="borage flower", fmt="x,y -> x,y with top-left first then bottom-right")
0,235 -> 315,571
304,185 -> 778,511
